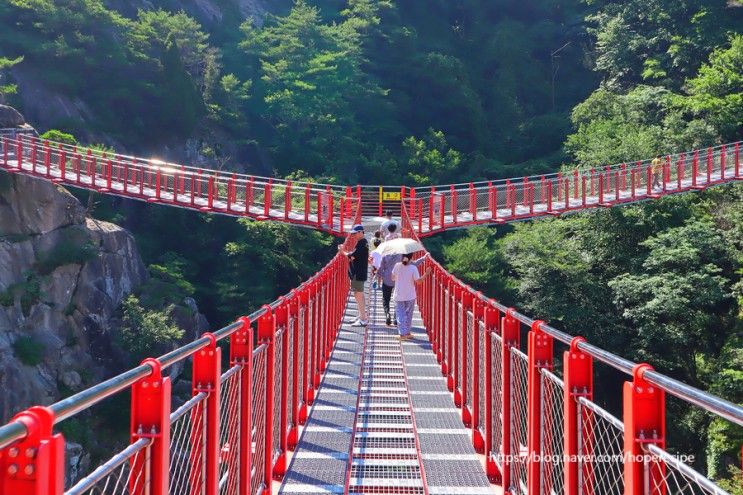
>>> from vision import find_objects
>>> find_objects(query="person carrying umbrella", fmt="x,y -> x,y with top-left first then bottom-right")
372,237 -> 430,336
392,253 -> 431,340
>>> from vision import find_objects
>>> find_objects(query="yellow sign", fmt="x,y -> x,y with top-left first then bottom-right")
381,191 -> 401,201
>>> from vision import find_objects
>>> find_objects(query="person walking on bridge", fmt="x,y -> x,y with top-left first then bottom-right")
380,211 -> 399,238
392,254 -> 431,340
377,251 -> 427,327
651,154 -> 663,190
339,224 -> 369,326
384,222 -> 400,241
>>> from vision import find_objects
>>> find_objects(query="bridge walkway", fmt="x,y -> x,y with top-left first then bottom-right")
280,279 -> 494,494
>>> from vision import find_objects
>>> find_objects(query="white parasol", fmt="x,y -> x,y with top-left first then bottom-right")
372,238 -> 424,257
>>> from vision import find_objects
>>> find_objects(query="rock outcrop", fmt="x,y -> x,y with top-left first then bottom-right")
0,108 -> 210,484
0,171 -> 149,420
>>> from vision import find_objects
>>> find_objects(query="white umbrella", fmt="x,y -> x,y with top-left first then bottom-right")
373,238 -> 424,257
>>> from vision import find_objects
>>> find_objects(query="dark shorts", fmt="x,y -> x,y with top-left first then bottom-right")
351,279 -> 365,293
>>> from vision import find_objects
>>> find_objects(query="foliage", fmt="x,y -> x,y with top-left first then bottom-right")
0,54 -> 21,98
683,35 -> 743,140
12,335 -> 43,366
118,295 -> 183,363
138,255 -> 195,309
40,130 -> 77,145
213,219 -> 334,320
442,227 -> 513,299
402,129 -> 462,185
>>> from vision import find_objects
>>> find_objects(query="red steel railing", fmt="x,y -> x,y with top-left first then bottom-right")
406,142 -> 742,235
4,132 -> 740,238
0,250 -> 350,495
401,203 -> 742,495
0,134 -> 360,237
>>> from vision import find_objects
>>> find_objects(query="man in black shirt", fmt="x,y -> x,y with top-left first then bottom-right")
339,224 -> 369,326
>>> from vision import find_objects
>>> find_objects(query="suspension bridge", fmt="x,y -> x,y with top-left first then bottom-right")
0,131 -> 741,495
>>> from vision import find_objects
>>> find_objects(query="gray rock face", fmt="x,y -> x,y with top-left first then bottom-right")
0,105 -> 25,127
0,113 -> 212,485
0,172 -> 148,423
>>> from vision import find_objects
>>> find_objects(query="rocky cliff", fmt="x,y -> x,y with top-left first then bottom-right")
0,109 -> 210,484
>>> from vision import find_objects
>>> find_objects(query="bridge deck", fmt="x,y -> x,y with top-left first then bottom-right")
280,285 -> 494,494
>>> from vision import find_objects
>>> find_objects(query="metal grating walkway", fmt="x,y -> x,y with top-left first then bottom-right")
280,279 -> 495,494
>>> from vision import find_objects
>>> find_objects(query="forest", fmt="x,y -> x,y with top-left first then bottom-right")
0,0 -> 741,489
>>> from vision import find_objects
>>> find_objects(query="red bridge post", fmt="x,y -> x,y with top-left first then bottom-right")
0,406 -> 64,495
192,333 -> 221,495
130,358 -> 171,495
527,321 -> 552,495
563,337 -> 593,495
231,317 -> 254,495
499,309 -> 521,490
623,364 -> 666,495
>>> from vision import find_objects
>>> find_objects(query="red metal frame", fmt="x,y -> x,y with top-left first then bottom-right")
130,358 -> 171,495
563,337 -> 593,495
232,317 -> 254,495
0,407 -> 64,495
192,333 -> 221,495
623,364 -> 666,495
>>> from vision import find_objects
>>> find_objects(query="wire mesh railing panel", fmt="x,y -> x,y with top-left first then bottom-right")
286,316 -> 295,435
252,346 -> 268,495
540,370 -> 565,495
307,298 -> 315,386
297,307 -> 306,409
477,320 -> 487,435
456,302 -> 464,395
272,328 -> 284,461
642,444 -> 731,495
577,396 -> 624,495
510,348 -> 528,495
490,332 -> 503,467
466,310 -> 475,411
65,439 -> 151,495
442,289 -> 449,372
169,393 -> 208,495
219,365 -> 242,495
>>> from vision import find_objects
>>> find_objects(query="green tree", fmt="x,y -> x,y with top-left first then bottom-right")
683,35 -> 743,140
240,0 -> 386,179
608,219 -> 733,379
0,54 -> 21,99
402,129 -> 462,185
118,295 -> 183,364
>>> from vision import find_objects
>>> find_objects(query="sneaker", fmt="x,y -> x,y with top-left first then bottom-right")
393,319 -> 398,326
386,315 -> 392,326
350,318 -> 363,327
360,320 -> 369,327
399,334 -> 413,341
